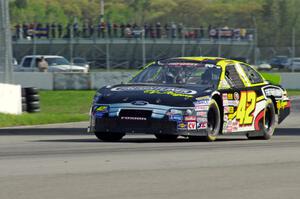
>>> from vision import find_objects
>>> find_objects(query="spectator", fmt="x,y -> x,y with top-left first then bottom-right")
15,23 -> 21,39
82,22 -> 88,37
209,27 -> 217,40
51,23 -> 56,38
240,28 -> 246,39
164,23 -> 170,38
132,23 -> 139,38
22,23 -> 28,38
107,21 -> 112,38
100,22 -> 105,38
113,23 -> 118,38
233,28 -> 240,40
57,23 -> 63,38
37,56 -> 48,72
89,22 -> 94,37
73,22 -> 79,37
97,22 -> 101,37
171,22 -> 177,38
124,25 -> 132,38
28,23 -> 35,38
178,23 -> 183,38
156,22 -> 161,38
120,23 -> 125,38
144,23 -> 149,38
149,23 -> 154,38
199,25 -> 204,38
45,23 -> 50,38
65,23 -> 71,38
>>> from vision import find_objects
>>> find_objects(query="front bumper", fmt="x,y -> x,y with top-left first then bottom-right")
89,117 -> 207,136
88,103 -> 208,136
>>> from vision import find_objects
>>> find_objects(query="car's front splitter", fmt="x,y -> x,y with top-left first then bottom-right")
90,117 -> 208,136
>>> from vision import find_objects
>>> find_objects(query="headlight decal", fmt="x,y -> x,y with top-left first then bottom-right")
93,105 -> 109,118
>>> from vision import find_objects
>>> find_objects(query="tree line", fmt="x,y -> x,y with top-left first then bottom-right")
9,0 -> 300,47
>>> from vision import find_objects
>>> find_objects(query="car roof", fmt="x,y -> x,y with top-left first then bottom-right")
159,56 -> 246,70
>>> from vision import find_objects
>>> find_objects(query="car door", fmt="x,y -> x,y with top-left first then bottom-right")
219,63 -> 250,133
19,57 -> 34,72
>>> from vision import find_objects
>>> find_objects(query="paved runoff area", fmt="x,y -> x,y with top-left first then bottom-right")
0,98 -> 300,199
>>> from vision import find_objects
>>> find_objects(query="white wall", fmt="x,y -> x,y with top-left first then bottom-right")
90,72 -> 132,89
14,72 -> 53,90
280,73 -> 300,90
0,83 -> 22,115
0,72 -> 53,90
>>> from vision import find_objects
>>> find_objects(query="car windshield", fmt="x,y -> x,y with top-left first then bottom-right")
130,61 -> 222,87
45,57 -> 70,66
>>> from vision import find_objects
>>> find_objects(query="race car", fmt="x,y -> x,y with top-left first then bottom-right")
88,57 -> 290,142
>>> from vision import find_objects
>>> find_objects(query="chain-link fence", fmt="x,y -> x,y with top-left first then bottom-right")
11,26 -> 256,69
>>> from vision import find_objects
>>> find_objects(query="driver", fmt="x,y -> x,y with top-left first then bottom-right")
200,69 -> 212,84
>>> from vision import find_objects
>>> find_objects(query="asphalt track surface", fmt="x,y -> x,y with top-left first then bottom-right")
0,98 -> 300,199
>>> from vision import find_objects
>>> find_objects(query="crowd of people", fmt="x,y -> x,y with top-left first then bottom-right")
13,22 -> 253,41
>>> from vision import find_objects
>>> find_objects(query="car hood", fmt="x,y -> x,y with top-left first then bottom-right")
95,84 -> 214,107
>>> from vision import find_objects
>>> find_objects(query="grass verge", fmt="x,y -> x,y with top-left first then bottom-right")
0,90 -> 95,127
288,90 -> 300,96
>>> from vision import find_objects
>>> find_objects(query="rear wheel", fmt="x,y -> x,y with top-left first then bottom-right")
155,134 -> 178,142
189,99 -> 221,142
247,99 -> 276,140
95,132 -> 125,142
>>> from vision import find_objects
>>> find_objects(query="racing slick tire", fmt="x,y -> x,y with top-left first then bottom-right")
155,134 -> 178,142
247,99 -> 276,140
26,94 -> 40,102
95,132 -> 125,142
189,99 -> 221,142
25,87 -> 39,95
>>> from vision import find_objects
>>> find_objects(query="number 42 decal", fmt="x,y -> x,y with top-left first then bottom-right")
236,91 -> 256,125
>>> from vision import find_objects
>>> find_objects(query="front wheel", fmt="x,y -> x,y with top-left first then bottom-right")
189,99 -> 221,142
95,132 -> 125,142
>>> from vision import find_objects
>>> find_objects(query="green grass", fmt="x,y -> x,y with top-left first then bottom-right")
287,90 -> 300,96
261,72 -> 281,85
0,90 -> 95,127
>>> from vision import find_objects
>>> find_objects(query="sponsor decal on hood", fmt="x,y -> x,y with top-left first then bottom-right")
111,86 -> 197,95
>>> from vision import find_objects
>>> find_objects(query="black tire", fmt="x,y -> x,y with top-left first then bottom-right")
155,134 -> 178,142
22,103 -> 27,112
26,94 -> 40,102
25,87 -> 39,95
27,101 -> 40,110
247,99 -> 276,140
27,108 -> 41,113
21,88 -> 26,97
22,97 -> 26,104
189,99 -> 221,142
95,132 -> 125,142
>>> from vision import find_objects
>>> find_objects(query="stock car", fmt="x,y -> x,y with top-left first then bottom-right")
88,57 -> 290,142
